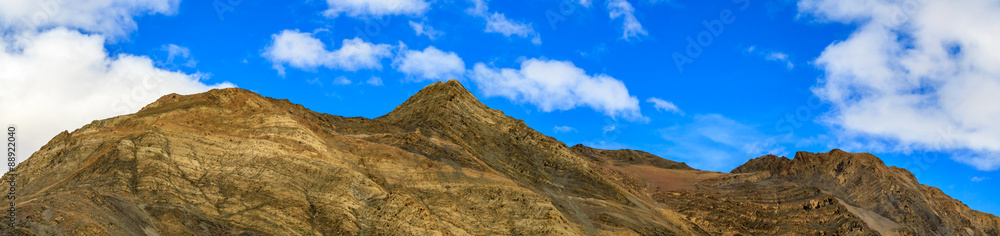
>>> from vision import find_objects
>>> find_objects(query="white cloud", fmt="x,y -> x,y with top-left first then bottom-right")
367,76 -> 384,86
799,0 -> 1000,170
553,126 -> 577,133
469,59 -> 645,121
971,176 -> 990,182
409,21 -> 443,40
607,0 -> 647,41
603,124 -> 617,133
766,52 -> 787,60
658,114 -> 788,171
160,44 -> 196,68
263,30 -> 393,75
745,46 -> 795,70
394,45 -> 466,82
485,13 -> 541,45
323,0 -> 429,18
765,52 -> 795,69
647,97 -> 683,114
307,77 -> 324,87
466,0 -> 489,16
333,76 -> 352,85
0,0 -> 231,176
467,0 -> 542,45
0,29 -> 233,170
0,0 -> 179,38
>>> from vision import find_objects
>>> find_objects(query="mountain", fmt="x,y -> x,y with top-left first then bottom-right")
0,80 -> 996,235
733,151 -> 1000,235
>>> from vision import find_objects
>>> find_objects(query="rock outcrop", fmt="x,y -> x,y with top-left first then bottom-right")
733,150 -> 1000,235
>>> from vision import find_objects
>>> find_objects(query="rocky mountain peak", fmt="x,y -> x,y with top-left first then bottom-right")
391,80 -> 482,111
374,80 -> 523,141
378,80 -> 498,128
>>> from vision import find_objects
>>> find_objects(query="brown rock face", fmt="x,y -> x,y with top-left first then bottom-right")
0,80 -> 995,235
733,150 -> 1000,235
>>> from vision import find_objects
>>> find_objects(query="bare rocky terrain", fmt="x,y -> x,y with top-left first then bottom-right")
0,80 -> 996,235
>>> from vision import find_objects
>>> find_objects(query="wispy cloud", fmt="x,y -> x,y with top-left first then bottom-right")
333,76 -> 352,85
307,77 -> 324,87
607,0 -> 647,41
367,76 -> 384,86
746,45 -> 794,70
657,114 -> 788,171
409,21 -> 443,40
553,126 -> 577,133
160,44 -> 197,68
765,52 -> 794,69
466,0 -> 541,45
647,97 -> 683,115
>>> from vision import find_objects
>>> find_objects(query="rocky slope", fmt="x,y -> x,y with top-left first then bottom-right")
733,151 -> 1000,235
0,80 -> 995,235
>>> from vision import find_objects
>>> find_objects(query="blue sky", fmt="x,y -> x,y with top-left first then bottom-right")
1,0 -> 998,215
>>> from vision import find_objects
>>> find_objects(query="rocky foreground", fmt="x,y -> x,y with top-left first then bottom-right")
1,80 -> 997,235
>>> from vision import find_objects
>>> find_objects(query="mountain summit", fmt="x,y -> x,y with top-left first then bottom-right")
1,80 -> 996,235
379,80 -> 497,127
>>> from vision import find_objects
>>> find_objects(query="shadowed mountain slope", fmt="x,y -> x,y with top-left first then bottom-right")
0,80 -> 995,235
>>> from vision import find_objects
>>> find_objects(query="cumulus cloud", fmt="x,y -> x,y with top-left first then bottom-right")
0,0 -> 232,176
323,0 -> 429,18
394,45 -> 466,82
0,0 -> 179,38
0,29 -> 233,169
647,97 -> 683,114
409,21 -> 443,40
467,0 -> 542,45
799,0 -> 1000,170
469,59 -> 645,121
263,30 -> 393,75
607,0 -> 647,41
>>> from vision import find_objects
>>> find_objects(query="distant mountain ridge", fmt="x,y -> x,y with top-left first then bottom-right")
1,80 -> 996,235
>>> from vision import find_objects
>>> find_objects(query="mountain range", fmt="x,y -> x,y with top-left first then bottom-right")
1,80 -> 996,235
